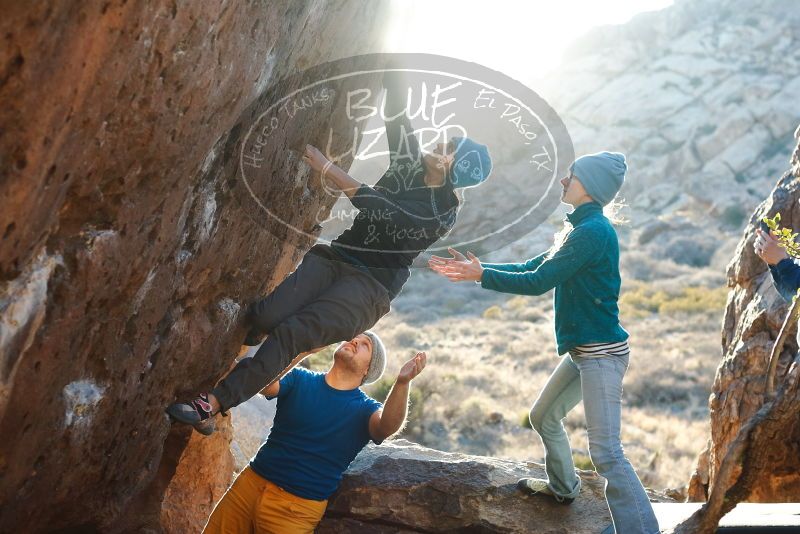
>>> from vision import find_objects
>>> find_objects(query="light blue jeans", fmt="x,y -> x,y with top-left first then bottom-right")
529,353 -> 660,534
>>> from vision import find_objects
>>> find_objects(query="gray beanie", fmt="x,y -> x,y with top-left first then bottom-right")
569,151 -> 627,205
361,330 -> 387,385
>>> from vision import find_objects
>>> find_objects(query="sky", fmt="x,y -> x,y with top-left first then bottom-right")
385,0 -> 674,82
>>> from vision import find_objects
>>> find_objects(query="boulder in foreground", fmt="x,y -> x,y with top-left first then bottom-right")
319,440 -> 669,533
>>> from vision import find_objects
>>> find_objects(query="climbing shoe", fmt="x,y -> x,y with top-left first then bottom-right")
193,416 -> 217,436
517,477 -> 574,505
166,393 -> 216,436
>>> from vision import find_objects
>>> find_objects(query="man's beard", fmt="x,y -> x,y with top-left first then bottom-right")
333,349 -> 362,374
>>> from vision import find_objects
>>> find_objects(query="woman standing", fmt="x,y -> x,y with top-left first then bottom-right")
429,152 -> 659,534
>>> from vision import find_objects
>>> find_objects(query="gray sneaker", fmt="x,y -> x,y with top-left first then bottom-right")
517,477 -> 574,505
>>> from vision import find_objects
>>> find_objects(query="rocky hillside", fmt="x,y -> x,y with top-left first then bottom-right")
528,0 -> 800,266
0,1 -> 388,532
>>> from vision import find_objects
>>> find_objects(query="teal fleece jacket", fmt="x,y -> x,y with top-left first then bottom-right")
480,202 -> 629,355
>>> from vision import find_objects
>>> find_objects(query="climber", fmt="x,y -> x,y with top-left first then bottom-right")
428,152 -> 660,534
755,225 -> 800,301
202,336 -> 426,534
166,70 -> 491,431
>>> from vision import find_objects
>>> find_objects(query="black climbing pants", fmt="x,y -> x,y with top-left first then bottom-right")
211,245 -> 391,411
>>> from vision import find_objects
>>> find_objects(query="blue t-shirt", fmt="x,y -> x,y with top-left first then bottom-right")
249,367 -> 383,501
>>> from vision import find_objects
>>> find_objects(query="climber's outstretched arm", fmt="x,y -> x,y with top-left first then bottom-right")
303,144 -> 361,199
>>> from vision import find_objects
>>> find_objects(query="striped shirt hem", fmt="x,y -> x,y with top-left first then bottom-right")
569,340 -> 630,358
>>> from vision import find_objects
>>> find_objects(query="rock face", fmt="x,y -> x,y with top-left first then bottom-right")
317,440 -> 669,533
687,125 -> 800,502
0,1 -> 388,532
160,417 -> 235,534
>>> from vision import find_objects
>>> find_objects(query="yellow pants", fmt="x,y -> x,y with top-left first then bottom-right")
203,466 -> 328,534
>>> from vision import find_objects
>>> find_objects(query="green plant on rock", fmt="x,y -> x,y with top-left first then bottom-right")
762,213 -> 800,258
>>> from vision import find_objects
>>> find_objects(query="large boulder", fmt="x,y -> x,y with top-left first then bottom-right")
318,440 -> 670,533
688,124 -> 800,501
0,1 -> 388,531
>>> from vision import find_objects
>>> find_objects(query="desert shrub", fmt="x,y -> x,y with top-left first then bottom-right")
620,283 -> 727,318
506,296 -> 531,311
367,376 -> 394,403
390,323 -> 422,347
449,395 -> 501,429
518,307 -> 546,323
619,285 -> 666,317
304,345 -> 335,371
658,236 -> 717,267
573,452 -> 595,471
482,305 -> 503,319
404,388 -> 425,435
502,295 -> 547,322
442,297 -> 468,314
720,204 -> 747,228
659,286 -> 727,314
365,375 -> 425,437
621,249 -> 691,282
459,397 -> 489,422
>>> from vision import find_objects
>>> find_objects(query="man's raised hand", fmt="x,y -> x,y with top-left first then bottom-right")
397,351 -> 426,385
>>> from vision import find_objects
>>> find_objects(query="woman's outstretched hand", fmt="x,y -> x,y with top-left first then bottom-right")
428,247 -> 484,282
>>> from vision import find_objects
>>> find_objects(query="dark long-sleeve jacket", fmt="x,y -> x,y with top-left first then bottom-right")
331,71 -> 459,299
769,258 -> 800,302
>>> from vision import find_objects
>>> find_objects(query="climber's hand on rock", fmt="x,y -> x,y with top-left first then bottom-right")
303,144 -> 330,173
755,228 -> 788,265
